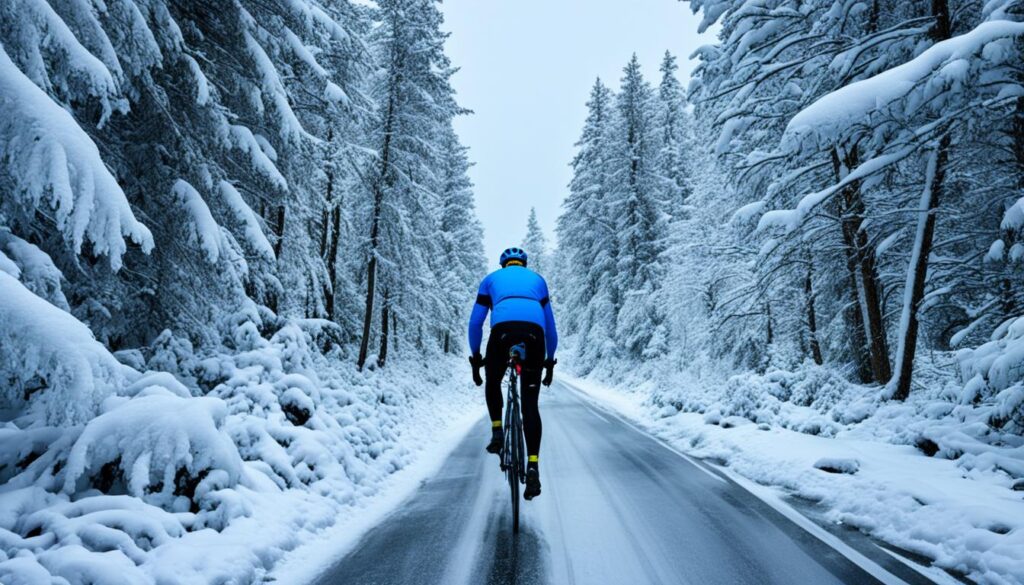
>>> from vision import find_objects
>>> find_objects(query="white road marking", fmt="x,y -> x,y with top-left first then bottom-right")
561,378 -> 920,585
715,466 -> 911,585
561,381 -> 727,485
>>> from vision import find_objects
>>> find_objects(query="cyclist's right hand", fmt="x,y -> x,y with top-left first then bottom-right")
469,353 -> 484,386
542,358 -> 557,387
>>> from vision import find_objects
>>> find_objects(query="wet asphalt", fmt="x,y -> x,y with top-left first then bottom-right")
310,381 -> 933,585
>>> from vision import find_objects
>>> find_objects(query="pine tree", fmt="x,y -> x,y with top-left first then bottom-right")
608,55 -> 668,359
521,207 -> 550,276
436,125 -> 486,354
557,78 -> 617,371
655,51 -> 693,217
356,0 -> 466,368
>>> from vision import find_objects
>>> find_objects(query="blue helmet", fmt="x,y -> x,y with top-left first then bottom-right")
499,247 -> 528,267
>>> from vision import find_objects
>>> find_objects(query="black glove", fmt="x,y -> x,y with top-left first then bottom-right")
469,353 -> 484,386
542,358 -> 557,387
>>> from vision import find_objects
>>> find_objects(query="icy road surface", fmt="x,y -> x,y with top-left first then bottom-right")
311,381 -> 934,585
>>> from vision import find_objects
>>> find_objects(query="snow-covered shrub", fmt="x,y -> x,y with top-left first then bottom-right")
957,316 -> 1024,430
0,272 -> 131,425
787,365 -> 851,411
146,330 -> 199,392
62,392 -> 243,513
719,373 -> 783,424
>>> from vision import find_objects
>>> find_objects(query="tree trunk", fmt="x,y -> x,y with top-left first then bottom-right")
804,257 -> 824,366
273,205 -> 286,259
891,135 -> 950,400
325,191 -> 341,320
857,228 -> 892,383
891,0 -> 953,399
357,237 -> 379,369
357,59 -> 399,370
835,146 -> 891,383
443,331 -> 450,354
832,147 -> 877,382
377,289 -> 390,368
1004,94 -> 1024,320
320,128 -> 335,261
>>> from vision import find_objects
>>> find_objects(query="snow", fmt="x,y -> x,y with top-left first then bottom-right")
987,239 -> 1007,262
184,55 -> 211,106
0,271 -> 132,425
0,231 -> 68,310
786,19 -> 1024,142
1003,196 -> 1024,231
0,249 -> 19,278
813,456 -> 860,474
62,393 -> 243,503
959,316 -> 1024,394
16,0 -> 124,120
269,408 -> 481,584
218,180 -> 275,260
0,44 -> 153,270
0,301 -> 482,584
565,369 -> 1024,584
758,144 -> 917,232
240,18 -> 308,143
171,180 -> 223,264
731,200 -> 766,223
224,123 -> 288,189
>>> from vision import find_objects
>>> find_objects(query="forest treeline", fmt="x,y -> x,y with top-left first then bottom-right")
0,0 -> 485,398
555,0 -> 1024,412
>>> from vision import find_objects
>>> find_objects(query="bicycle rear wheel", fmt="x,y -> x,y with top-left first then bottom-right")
509,442 -> 519,533
509,397 -> 524,532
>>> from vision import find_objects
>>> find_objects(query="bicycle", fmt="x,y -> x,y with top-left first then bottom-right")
500,343 -> 528,534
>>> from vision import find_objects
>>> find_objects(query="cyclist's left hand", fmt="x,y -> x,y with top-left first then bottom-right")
469,354 -> 484,386
542,358 -> 557,386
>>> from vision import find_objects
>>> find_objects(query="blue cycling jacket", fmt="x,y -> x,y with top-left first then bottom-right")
468,266 -> 558,360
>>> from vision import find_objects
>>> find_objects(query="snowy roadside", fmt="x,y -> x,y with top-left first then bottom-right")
268,405 -> 481,585
0,305 -> 482,585
563,374 -> 1024,585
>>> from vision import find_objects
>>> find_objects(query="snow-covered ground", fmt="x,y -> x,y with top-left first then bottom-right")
565,370 -> 1024,585
0,304 -> 481,585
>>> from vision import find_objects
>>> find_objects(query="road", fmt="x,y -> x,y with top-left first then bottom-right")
311,381 -> 934,585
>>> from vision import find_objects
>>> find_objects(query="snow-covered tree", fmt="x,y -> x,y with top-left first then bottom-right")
521,207 -> 550,276
355,0 -> 470,368
557,78 -> 619,371
654,51 -> 693,216
608,55 -> 669,359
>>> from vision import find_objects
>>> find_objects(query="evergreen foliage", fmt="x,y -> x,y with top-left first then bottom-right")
0,0 -> 486,413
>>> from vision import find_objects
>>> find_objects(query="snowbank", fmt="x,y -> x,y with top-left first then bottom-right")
0,305 -> 480,584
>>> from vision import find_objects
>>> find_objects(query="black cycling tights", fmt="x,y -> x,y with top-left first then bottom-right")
484,321 -> 545,457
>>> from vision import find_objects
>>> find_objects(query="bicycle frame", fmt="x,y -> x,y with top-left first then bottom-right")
501,345 -> 527,533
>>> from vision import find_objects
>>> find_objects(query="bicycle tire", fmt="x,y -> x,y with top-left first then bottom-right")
510,372 -> 521,534
510,438 -> 519,533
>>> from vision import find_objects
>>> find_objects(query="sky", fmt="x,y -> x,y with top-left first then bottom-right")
440,0 -> 714,265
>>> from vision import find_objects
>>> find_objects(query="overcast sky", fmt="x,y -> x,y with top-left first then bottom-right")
440,0 -> 713,266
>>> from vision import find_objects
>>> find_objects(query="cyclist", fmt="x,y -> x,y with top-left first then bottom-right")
468,247 -> 557,500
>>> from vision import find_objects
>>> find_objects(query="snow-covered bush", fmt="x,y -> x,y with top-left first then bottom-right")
0,272 -> 132,425
957,316 -> 1024,431
62,393 -> 243,510
0,306 -> 478,583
